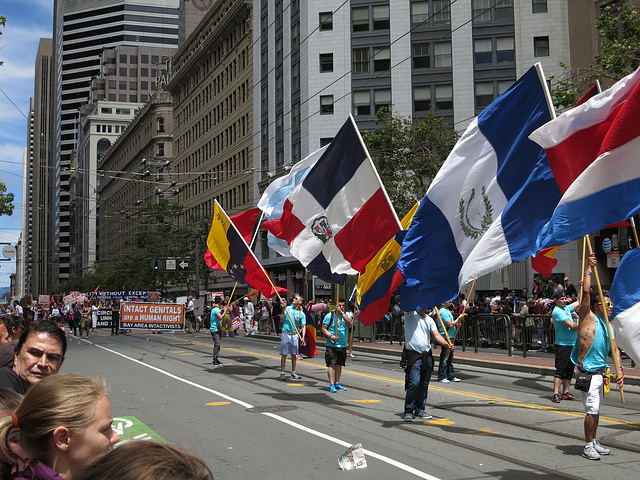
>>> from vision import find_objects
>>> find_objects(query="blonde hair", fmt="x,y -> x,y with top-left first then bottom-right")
0,374 -> 107,476
74,441 -> 213,480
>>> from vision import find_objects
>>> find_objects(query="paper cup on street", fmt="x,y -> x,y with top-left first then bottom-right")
337,443 -> 367,471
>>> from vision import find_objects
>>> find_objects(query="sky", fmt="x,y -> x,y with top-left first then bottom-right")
0,1 -> 53,288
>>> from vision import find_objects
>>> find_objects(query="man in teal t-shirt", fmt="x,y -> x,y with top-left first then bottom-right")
321,299 -> 353,393
437,303 -> 464,383
210,296 -> 228,367
551,291 -> 579,403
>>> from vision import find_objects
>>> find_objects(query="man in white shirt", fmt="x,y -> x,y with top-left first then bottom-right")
243,298 -> 255,335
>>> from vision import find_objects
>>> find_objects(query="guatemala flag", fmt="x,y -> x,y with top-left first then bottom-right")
398,65 -> 557,311
530,68 -> 640,250
263,115 -> 401,285
611,248 -> 640,365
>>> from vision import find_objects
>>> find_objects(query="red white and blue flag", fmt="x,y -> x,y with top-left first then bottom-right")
263,116 -> 401,285
611,248 -> 640,365
530,68 -> 640,250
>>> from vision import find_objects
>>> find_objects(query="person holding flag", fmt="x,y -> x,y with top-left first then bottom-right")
321,299 -> 353,392
573,253 -> 623,460
437,302 -> 464,383
209,296 -> 228,367
279,294 -> 306,381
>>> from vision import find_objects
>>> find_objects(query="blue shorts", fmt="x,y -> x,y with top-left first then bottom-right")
279,333 -> 299,355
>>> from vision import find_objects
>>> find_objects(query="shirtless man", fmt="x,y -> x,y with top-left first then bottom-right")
572,252 -> 624,460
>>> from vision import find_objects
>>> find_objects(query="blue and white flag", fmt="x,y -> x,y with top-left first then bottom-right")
611,248 -> 640,365
398,65 -> 558,310
257,145 -> 328,256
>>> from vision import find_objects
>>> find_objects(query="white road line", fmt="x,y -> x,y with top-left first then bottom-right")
93,342 -> 441,480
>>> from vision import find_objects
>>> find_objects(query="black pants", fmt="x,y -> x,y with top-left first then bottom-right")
211,331 -> 221,362
111,312 -> 120,335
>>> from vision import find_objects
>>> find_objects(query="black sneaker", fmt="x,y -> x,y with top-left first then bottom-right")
552,393 -> 561,403
562,392 -> 576,401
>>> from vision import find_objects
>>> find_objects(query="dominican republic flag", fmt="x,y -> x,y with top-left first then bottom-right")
356,202 -> 419,326
206,201 -> 280,298
205,207 -> 261,270
397,65 -> 557,311
530,68 -> 640,250
258,146 -> 328,256
611,248 -> 640,365
263,115 -> 401,285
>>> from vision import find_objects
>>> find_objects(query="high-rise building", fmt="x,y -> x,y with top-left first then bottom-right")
51,0 -> 180,285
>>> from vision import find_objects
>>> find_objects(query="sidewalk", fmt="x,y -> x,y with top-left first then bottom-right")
256,333 -> 640,386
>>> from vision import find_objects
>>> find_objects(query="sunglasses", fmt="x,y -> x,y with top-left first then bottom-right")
597,301 -> 614,308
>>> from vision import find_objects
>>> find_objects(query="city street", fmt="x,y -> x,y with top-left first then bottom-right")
63,330 -> 640,480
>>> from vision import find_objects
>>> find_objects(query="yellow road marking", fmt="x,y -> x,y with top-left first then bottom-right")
179,353 -> 194,356
345,399 -> 381,403
170,350 -> 185,353
287,382 -> 309,386
206,401 -> 231,406
167,337 -> 640,429
424,418 -> 455,426
466,427 -> 500,435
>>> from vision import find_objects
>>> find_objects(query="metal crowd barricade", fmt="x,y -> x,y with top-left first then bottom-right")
518,314 -> 554,357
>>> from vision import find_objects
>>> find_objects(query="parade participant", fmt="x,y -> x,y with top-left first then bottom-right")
0,321 -> 66,394
243,297 -> 255,335
0,374 -> 119,480
209,297 -> 227,367
74,440 -> 214,480
551,291 -> 579,403
49,303 -> 61,324
80,301 -> 91,338
572,253 -> 623,460
185,297 -> 195,333
71,304 -> 81,337
11,301 -> 23,321
403,308 -> 453,422
321,299 -> 352,392
279,294 -> 306,381
110,300 -> 120,336
437,303 -> 464,383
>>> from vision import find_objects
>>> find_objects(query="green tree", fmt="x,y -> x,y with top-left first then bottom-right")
362,108 -> 458,218
550,3 -> 640,108
0,182 -> 14,216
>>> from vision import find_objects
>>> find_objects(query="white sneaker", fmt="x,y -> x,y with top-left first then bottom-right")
582,444 -> 601,460
349,353 -> 355,358
279,372 -> 286,381
439,379 -> 451,383
452,377 -> 461,382
593,440 -> 610,455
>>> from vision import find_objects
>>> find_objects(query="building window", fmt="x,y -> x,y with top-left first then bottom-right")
97,138 -> 111,160
320,95 -> 334,115
498,80 -> 513,96
291,62 -> 300,89
319,12 -> 333,30
292,101 -> 300,128
157,117 -> 165,133
119,68 -> 127,76
413,43 -> 430,68
434,42 -> 451,68
292,141 -> 301,163
276,37 -> 283,63
373,5 -> 390,30
119,81 -> 127,90
474,39 -> 492,64
411,2 -> 429,23
291,22 -> 300,49
119,54 -> 127,64
130,68 -> 137,77
413,86 -> 431,111
534,36 -> 549,57
532,0 -> 547,13
276,112 -> 283,137
473,0 -> 491,22
374,89 -> 391,113
373,47 -> 391,71
353,90 -> 371,116
141,54 -> 148,63
141,81 -> 148,90
320,53 -> 334,73
475,82 -> 494,108
130,55 -> 137,64
495,0 -> 513,20
157,142 -> 165,157
352,7 -> 369,32
496,37 -> 515,63
433,1 -> 451,23
276,73 -> 283,102
435,85 -> 453,110
353,48 -> 370,74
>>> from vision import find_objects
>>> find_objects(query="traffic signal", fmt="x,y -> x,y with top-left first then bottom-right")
152,259 -> 160,270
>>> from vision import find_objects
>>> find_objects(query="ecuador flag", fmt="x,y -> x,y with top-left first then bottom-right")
207,201 -> 279,298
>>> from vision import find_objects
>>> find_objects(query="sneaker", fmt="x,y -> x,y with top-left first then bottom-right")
212,360 -> 223,367
403,413 -> 413,422
582,444 -> 601,460
280,372 -> 286,381
415,411 -> 433,420
291,372 -> 301,380
562,392 -> 576,401
439,379 -> 451,383
350,353 -> 355,358
329,384 -> 337,393
335,383 -> 347,391
452,377 -> 461,382
593,440 -> 610,455
552,393 -> 562,403
296,355 -> 302,360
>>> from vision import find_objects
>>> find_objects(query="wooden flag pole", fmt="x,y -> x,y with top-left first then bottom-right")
631,217 -> 640,249
585,236 -> 625,403
453,279 -> 476,343
579,237 -> 587,304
